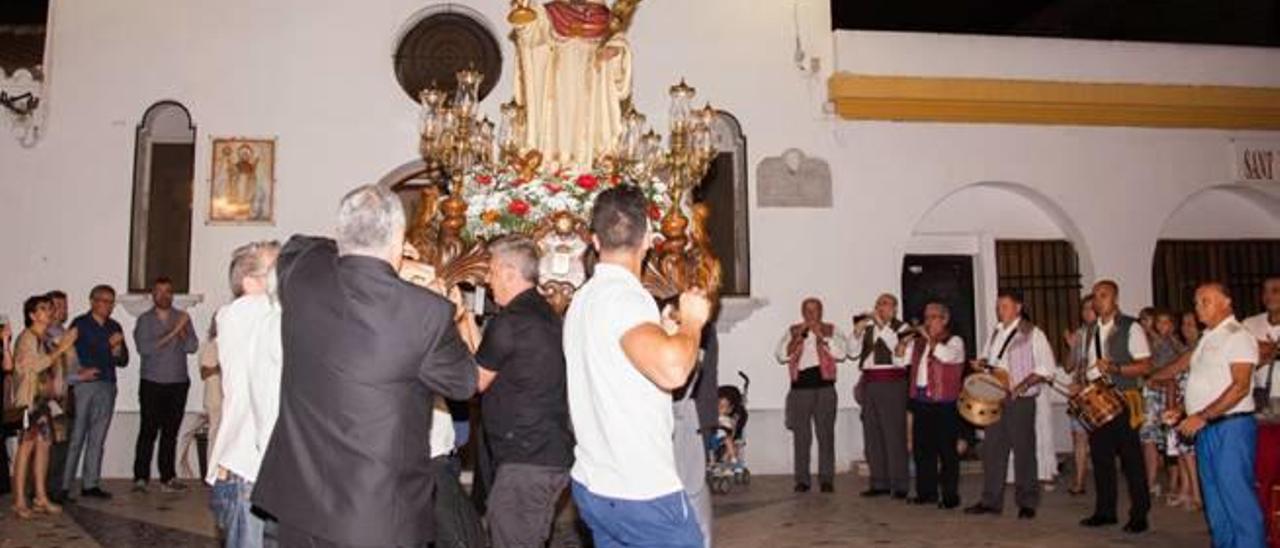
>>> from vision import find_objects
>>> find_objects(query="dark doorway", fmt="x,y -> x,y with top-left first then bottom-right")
129,101 -> 196,294
902,254 -> 977,360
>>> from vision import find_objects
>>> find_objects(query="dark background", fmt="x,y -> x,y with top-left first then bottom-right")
831,0 -> 1280,48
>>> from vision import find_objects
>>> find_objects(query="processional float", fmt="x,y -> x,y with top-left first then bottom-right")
386,0 -> 721,313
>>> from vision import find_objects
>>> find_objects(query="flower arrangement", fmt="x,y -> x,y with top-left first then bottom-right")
460,165 -> 672,241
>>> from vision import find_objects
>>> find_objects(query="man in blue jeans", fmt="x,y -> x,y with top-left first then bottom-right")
563,186 -> 711,547
62,285 -> 129,501
1175,282 -> 1264,548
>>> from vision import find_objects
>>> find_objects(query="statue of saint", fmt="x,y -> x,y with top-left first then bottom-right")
511,0 -> 635,172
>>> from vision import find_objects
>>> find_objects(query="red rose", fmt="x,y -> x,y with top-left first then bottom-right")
507,199 -> 531,217
610,173 -> 622,186
575,174 -> 599,191
545,182 -> 564,194
648,203 -> 662,221
511,178 -> 528,187
476,174 -> 494,186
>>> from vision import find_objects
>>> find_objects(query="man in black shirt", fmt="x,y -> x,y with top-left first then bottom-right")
476,235 -> 574,548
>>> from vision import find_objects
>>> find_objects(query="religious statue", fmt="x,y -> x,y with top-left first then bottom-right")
509,0 -> 640,171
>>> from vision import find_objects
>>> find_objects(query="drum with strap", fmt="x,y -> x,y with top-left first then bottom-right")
958,370 -> 1009,427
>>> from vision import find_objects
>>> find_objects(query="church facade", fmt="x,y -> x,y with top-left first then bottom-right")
2,0 -> 1279,476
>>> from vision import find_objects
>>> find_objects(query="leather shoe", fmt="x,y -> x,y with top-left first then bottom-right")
1018,508 -> 1036,519
1079,515 -> 1118,527
859,488 -> 888,498
891,491 -> 908,500
794,483 -> 810,493
905,496 -> 935,506
80,488 -> 113,500
938,498 -> 961,510
964,503 -> 1000,515
820,482 -> 834,493
1122,518 -> 1148,534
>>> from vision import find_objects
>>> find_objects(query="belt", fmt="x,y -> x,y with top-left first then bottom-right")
862,369 -> 908,382
1208,411 -> 1254,425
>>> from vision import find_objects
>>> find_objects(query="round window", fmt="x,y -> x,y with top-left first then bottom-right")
393,12 -> 502,103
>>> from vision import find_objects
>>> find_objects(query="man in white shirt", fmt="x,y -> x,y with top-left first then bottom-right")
1079,280 -> 1151,534
564,186 -> 711,548
1242,276 -> 1280,406
965,290 -> 1056,519
775,298 -> 847,493
1174,282 -> 1264,548
206,240 -> 281,548
897,302 -> 966,509
849,293 -> 911,498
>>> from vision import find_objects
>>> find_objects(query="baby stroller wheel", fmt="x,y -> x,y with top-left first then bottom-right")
714,477 -> 732,494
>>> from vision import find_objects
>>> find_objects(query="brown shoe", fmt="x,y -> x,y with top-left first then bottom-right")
12,504 -> 35,519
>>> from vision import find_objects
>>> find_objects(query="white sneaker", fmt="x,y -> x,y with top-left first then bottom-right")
132,479 -> 148,493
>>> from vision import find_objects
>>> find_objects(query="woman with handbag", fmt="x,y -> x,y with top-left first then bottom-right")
10,295 -> 77,519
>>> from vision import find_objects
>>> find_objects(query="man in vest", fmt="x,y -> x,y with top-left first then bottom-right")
849,293 -> 911,498
1079,279 -> 1151,533
965,290 -> 1056,519
775,298 -> 848,493
899,302 -> 966,508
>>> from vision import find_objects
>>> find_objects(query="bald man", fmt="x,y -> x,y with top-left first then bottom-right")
776,298 -> 848,493
1173,283 -> 1264,548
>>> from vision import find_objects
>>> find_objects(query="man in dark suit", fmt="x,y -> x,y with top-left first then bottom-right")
253,184 -> 478,547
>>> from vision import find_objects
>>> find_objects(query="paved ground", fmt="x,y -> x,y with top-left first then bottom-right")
0,475 -> 1211,547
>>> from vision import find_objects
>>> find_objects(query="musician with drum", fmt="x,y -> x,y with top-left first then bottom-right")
1078,280 -> 1152,534
964,290 -> 1056,520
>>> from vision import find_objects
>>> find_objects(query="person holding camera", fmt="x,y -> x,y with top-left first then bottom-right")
775,298 -> 848,493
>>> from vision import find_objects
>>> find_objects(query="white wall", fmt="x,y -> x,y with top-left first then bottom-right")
3,0 -> 1280,477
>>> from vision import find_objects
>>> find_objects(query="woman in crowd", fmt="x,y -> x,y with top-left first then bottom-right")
10,295 -> 77,519
1152,310 -> 1204,511
1062,295 -> 1095,496
2,318 -> 14,500
1140,310 -> 1185,499
1168,311 -> 1202,511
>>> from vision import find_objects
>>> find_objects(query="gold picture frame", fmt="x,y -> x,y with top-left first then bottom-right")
208,137 -> 276,224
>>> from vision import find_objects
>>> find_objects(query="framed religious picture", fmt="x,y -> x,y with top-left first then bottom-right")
208,137 -> 276,224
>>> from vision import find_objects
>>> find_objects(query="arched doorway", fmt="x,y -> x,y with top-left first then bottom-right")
128,101 -> 196,293
1152,184 -> 1280,316
907,181 -> 1093,361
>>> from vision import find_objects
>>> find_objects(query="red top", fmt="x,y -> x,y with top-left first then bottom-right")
545,1 -> 611,39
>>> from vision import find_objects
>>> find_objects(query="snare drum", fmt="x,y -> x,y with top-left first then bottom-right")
958,372 -> 1009,427
1068,379 -> 1126,431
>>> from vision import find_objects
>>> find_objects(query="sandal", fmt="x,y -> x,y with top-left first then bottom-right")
1067,486 -> 1086,496
33,499 -> 62,515
12,504 -> 34,520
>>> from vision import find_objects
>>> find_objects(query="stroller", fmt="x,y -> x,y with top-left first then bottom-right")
707,372 -> 751,495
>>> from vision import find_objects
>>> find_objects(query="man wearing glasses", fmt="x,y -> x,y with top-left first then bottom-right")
60,285 -> 129,501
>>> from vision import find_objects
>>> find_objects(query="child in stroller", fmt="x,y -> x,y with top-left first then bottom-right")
707,373 -> 750,494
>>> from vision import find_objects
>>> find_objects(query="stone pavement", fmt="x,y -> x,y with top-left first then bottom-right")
1,475 -> 1212,547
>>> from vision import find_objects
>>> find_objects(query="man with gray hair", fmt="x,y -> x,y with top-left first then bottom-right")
206,240 -> 281,548
475,234 -> 573,548
897,301 -> 966,509
254,185 -> 478,547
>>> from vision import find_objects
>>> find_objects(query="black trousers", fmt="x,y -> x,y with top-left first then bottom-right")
1087,406 -> 1150,521
0,427 -> 10,495
911,400 -> 961,504
134,380 -> 190,482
